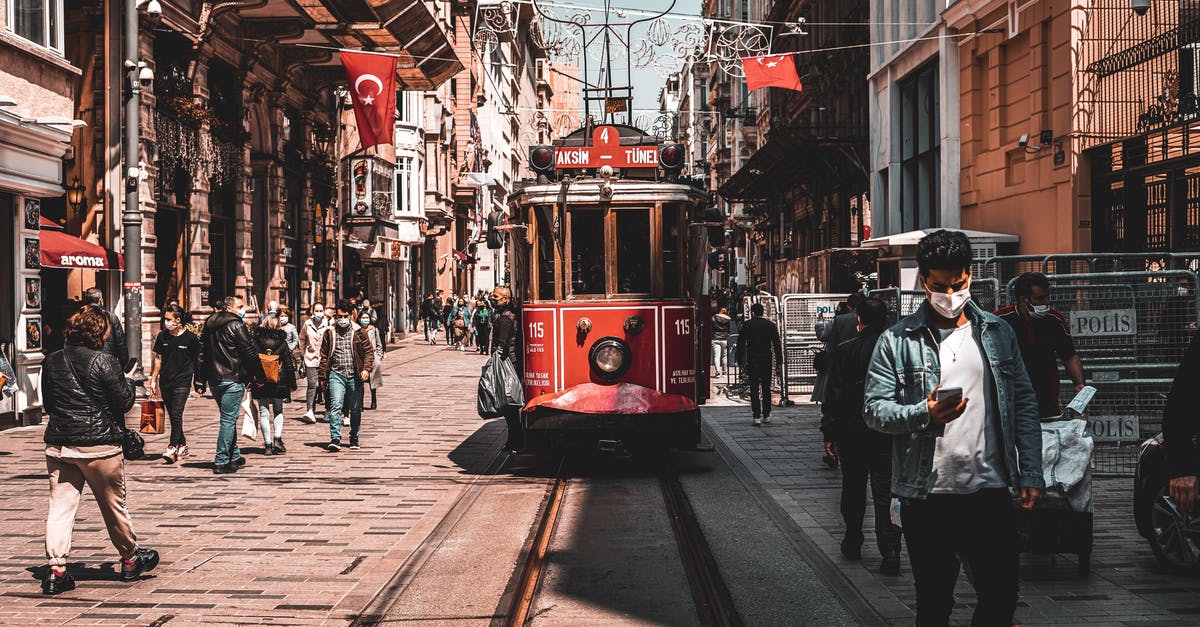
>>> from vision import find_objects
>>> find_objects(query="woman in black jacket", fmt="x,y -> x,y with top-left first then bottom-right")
41,305 -> 159,595
252,315 -> 297,455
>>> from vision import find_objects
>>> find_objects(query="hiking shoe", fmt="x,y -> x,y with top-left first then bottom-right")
120,548 -> 160,581
349,438 -> 360,450
326,440 -> 341,452
273,437 -> 286,454
752,417 -> 763,427
41,569 -> 75,595
213,464 -> 236,475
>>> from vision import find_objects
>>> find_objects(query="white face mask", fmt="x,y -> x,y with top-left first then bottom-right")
279,315 -> 290,325
1029,304 -> 1051,318
923,279 -> 971,319
236,307 -> 247,319
336,317 -> 351,329
164,320 -> 179,330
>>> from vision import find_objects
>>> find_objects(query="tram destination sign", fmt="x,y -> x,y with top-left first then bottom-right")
554,125 -> 662,169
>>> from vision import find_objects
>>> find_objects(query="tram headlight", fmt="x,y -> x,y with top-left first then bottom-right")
589,337 -> 631,379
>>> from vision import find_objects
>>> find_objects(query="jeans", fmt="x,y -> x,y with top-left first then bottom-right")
211,381 -> 245,466
746,363 -> 773,418
839,434 -> 901,557
901,488 -> 1019,627
305,366 -> 322,412
711,339 -> 728,374
162,386 -> 189,447
327,371 -> 363,442
258,397 -> 284,444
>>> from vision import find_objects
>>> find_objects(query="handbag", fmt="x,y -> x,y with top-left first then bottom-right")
813,349 -> 830,373
63,351 -> 143,460
139,399 -> 166,434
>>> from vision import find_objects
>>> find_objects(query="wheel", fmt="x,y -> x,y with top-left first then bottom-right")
1146,477 -> 1200,575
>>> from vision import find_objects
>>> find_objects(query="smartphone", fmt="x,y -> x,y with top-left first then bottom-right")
123,357 -> 138,373
936,386 -> 963,402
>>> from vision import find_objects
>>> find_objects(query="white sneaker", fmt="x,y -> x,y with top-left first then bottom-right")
763,415 -> 773,424
302,411 -> 316,424
177,445 -> 189,459
163,446 -> 178,463
753,418 -> 763,427
342,417 -> 350,426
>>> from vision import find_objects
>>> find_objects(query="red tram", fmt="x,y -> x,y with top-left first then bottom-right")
504,124 -> 712,451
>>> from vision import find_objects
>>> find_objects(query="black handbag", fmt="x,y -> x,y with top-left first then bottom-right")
813,349 -> 830,373
64,349 -> 144,460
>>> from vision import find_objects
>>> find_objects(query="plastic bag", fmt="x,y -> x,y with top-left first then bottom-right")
477,352 -> 525,419
241,412 -> 257,440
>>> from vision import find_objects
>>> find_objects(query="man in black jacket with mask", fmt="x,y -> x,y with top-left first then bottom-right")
822,297 -> 902,574
200,295 -> 266,474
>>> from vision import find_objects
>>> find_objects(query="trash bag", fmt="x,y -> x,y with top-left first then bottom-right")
478,352 -> 525,419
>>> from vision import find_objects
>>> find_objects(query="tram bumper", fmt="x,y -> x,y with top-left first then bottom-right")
522,383 -> 702,450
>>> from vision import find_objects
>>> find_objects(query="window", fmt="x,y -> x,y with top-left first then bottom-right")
615,210 -> 651,294
899,62 -> 939,231
9,0 -> 62,51
397,92 -> 418,125
570,211 -> 606,295
395,157 -> 413,215
662,206 -> 681,298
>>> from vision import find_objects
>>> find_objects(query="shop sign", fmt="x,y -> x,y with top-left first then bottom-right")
554,125 -> 660,169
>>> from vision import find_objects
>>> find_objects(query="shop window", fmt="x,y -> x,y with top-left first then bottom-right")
570,211 -> 605,295
616,210 -> 651,294
9,0 -> 62,52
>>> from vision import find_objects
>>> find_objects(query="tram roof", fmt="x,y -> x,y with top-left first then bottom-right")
509,178 -> 711,206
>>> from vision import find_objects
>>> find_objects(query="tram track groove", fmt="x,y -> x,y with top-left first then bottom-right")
497,457 -> 568,627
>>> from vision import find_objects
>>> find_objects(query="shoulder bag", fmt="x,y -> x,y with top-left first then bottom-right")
63,350 -> 144,460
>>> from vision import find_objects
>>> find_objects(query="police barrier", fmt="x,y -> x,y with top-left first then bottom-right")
777,293 -> 854,398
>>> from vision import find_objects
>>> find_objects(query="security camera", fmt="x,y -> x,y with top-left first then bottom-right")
1018,133 -> 1029,148
1131,0 -> 1150,16
138,65 -> 154,87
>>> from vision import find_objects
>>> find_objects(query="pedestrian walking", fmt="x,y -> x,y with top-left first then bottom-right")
813,293 -> 864,403
864,229 -> 1043,627
442,295 -> 455,345
148,304 -> 201,464
821,297 -> 902,574
711,307 -> 731,377
199,295 -> 266,475
996,272 -> 1086,418
1165,333 -> 1200,514
490,287 -> 524,452
473,300 -> 492,354
451,308 -> 469,351
735,302 -> 782,427
279,305 -> 300,354
40,306 -> 159,595
318,300 -> 375,451
420,294 -> 439,345
252,315 -> 297,455
360,310 -> 384,410
298,303 -> 328,423
82,287 -> 128,367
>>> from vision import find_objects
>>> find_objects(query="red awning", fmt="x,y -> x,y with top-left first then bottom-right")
39,217 -> 123,270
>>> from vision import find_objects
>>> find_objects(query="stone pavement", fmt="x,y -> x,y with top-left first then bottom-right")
0,339 -> 505,625
702,393 -> 1200,626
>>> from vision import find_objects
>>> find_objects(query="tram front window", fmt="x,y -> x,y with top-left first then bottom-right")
571,211 -> 606,295
616,210 -> 651,294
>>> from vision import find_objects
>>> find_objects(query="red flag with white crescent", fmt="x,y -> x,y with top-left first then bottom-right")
741,54 -> 803,93
340,50 -> 398,149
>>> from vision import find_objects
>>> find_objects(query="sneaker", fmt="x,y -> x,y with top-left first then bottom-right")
840,538 -> 863,561
273,437 -> 286,454
302,411 -> 316,424
120,548 -> 160,581
342,417 -> 350,427
213,463 -> 236,475
41,569 -> 75,595
349,438 -> 360,450
162,446 -> 178,464
177,445 -> 189,460
326,440 -> 341,452
880,554 -> 901,575
752,417 -> 763,427
263,444 -> 274,456
233,456 -> 246,468
763,415 -> 773,424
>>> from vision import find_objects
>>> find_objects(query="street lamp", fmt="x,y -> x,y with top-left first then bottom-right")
313,125 -> 333,160
66,176 -> 85,213
1131,0 -> 1150,16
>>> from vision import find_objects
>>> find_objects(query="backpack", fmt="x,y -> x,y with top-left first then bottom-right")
259,348 -> 281,384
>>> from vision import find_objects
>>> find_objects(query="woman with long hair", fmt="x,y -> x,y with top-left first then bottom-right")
252,315 -> 298,454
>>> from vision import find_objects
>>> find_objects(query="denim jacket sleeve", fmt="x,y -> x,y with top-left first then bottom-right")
1003,327 -> 1046,490
863,332 -> 932,434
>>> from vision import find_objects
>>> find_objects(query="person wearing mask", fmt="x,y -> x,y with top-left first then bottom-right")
864,229 -> 1043,626
821,298 -> 901,574
199,295 -> 266,474
40,306 -> 158,594
149,305 -> 201,464
490,287 -> 524,452
1165,333 -> 1200,517
252,315 -> 297,455
442,295 -> 456,345
473,300 -> 492,354
996,272 -> 1086,419
711,307 -> 732,377
82,287 -> 128,367
318,300 -> 375,451
736,303 -> 782,426
360,310 -> 384,410
420,294 -> 439,345
279,306 -> 300,354
813,294 -> 865,404
298,304 -> 328,423
451,307 -> 469,351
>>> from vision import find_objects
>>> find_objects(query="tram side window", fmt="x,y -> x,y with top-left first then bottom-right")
571,211 -> 606,295
534,206 -> 555,300
616,210 -> 651,294
662,206 -> 680,298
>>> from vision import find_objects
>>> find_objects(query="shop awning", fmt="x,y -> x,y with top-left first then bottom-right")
39,217 -> 123,270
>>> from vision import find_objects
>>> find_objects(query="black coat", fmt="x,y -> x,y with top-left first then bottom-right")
101,309 -> 129,366
492,307 -> 521,369
200,311 -> 266,385
820,328 -> 887,442
251,326 -> 297,399
736,316 -> 782,369
1164,332 -> 1200,477
43,345 -> 136,447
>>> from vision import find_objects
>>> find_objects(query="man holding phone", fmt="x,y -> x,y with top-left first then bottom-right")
864,230 -> 1043,627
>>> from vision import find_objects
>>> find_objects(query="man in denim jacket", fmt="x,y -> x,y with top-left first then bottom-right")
864,230 -> 1043,627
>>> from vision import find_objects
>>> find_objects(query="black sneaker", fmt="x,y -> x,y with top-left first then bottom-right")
879,555 -> 901,575
840,538 -> 863,561
263,445 -> 275,456
41,570 -> 75,595
326,440 -> 341,452
120,548 -> 160,581
349,438 -> 360,450
273,437 -> 286,453
213,463 -> 236,475
232,456 -> 247,467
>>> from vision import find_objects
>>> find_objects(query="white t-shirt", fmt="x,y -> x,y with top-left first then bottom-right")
929,322 -> 1008,494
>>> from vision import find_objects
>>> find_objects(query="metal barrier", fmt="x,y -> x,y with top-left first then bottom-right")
779,293 -> 847,397
981,253 -> 1200,298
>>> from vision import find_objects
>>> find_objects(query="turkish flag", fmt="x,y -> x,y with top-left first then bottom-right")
742,54 -> 803,92
340,50 -> 398,149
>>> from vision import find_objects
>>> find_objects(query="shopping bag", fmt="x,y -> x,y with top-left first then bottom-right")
477,353 -> 525,419
241,411 -> 257,440
139,399 -> 166,434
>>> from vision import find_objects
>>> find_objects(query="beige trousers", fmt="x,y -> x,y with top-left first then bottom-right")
45,453 -> 138,566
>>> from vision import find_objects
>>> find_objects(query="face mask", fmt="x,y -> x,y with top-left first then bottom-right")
359,316 -> 370,326
164,320 -> 178,330
313,312 -> 324,321
279,315 -> 290,325
336,317 -> 351,329
237,307 -> 247,320
1029,304 -> 1051,318
924,280 -> 971,319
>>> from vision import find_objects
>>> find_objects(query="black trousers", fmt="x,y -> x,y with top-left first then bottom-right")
839,434 -> 901,556
901,488 -> 1019,627
476,327 -> 490,353
162,386 -> 190,447
502,406 -> 525,450
746,364 -> 773,418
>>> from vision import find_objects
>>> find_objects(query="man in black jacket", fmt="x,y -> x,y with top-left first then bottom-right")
821,297 -> 902,574
490,286 -> 524,452
200,295 -> 266,474
83,288 -> 128,367
736,302 -> 782,426
1166,332 -> 1200,514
